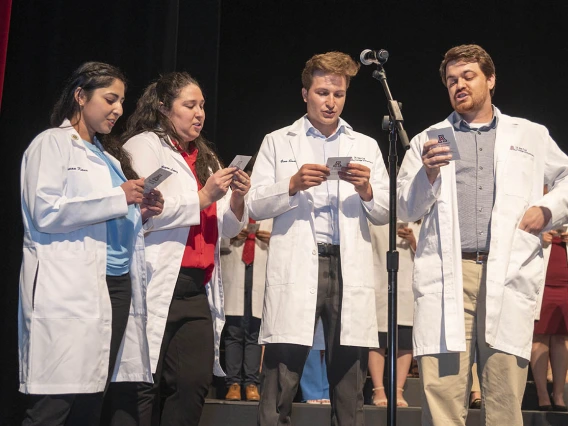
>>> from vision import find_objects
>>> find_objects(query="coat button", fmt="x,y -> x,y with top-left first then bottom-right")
71,134 -> 79,140
309,288 -> 316,294
312,249 -> 317,255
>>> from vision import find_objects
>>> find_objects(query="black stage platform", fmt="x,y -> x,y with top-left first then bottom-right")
200,400 -> 568,426
202,378 -> 568,426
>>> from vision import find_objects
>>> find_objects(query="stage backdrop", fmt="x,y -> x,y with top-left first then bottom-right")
1,0 -> 567,423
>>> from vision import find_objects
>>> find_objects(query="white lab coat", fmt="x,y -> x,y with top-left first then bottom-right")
19,121 -> 152,394
371,221 -> 421,331
398,108 -> 568,360
248,117 -> 390,348
221,219 -> 273,318
124,132 -> 247,376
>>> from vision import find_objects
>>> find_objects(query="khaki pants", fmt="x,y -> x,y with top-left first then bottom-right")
418,260 -> 529,426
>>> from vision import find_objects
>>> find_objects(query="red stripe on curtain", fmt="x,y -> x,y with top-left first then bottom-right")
0,0 -> 12,112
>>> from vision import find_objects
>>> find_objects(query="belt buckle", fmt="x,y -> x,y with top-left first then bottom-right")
475,252 -> 485,264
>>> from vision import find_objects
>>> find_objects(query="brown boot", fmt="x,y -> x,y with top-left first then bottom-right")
246,384 -> 260,401
225,383 -> 241,401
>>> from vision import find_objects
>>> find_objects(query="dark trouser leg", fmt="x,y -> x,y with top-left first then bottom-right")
160,269 -> 214,426
257,344 -> 311,426
100,274 -> 136,426
224,315 -> 245,386
321,253 -> 367,426
22,395 -> 74,426
243,264 -> 262,386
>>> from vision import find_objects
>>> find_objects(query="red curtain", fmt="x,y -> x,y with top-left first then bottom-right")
0,0 -> 12,112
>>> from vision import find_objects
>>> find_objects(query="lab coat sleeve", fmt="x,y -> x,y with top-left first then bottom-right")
363,142 -> 390,226
397,133 -> 441,222
22,132 -> 128,234
247,134 -> 299,220
220,189 -> 248,239
534,132 -> 568,229
124,136 -> 200,232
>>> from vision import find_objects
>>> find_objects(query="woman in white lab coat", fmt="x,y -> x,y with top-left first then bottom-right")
122,72 -> 249,426
19,62 -> 159,426
368,220 -> 420,407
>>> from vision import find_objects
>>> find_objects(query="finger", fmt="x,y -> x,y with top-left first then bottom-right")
304,164 -> 331,174
302,168 -> 330,178
425,157 -> 452,167
220,174 -> 236,185
345,163 -> 370,172
423,139 -> 440,149
218,167 -> 237,177
234,169 -> 248,179
231,181 -> 247,191
426,145 -> 451,157
340,169 -> 368,178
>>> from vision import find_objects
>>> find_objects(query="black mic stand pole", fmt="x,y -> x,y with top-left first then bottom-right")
370,60 -> 410,426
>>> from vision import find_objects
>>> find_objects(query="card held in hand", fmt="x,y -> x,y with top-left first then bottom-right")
144,166 -> 174,192
326,156 -> 352,180
229,155 -> 253,171
426,127 -> 461,161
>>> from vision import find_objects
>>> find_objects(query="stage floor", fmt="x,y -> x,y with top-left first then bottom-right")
200,400 -> 568,426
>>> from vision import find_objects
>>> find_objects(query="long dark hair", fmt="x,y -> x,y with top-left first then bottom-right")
121,72 -> 220,185
50,61 -> 138,180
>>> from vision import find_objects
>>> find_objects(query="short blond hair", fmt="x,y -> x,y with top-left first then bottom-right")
301,52 -> 360,90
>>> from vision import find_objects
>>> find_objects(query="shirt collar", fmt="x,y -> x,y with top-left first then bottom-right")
303,115 -> 352,139
450,105 -> 498,132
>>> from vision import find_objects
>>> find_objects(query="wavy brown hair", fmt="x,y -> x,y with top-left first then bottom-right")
51,61 -> 138,179
301,51 -> 360,90
121,72 -> 221,185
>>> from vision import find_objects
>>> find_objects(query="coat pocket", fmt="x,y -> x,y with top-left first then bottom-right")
503,153 -> 534,200
503,228 -> 543,300
34,251 -> 100,318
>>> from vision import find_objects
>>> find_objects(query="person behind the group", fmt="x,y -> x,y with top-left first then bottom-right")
221,157 -> 271,402
368,220 -> 421,408
248,51 -> 390,426
531,223 -> 568,411
397,44 -> 568,426
19,62 -> 160,426
300,320 -> 330,405
121,71 -> 250,426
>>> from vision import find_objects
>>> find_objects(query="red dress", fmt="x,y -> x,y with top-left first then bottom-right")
534,237 -> 568,335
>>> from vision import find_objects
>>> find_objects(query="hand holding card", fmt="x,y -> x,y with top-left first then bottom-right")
426,127 -> 460,161
247,223 -> 260,233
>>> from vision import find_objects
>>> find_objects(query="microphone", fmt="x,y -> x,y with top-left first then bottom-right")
360,49 -> 389,66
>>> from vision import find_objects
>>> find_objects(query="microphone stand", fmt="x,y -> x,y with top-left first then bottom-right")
370,60 -> 410,426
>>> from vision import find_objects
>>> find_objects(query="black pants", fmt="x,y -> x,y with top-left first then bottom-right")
22,274 -> 132,426
258,253 -> 369,426
137,268 -> 214,426
224,264 -> 262,387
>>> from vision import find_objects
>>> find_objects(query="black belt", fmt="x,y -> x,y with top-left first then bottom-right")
317,243 -> 340,257
461,251 -> 489,263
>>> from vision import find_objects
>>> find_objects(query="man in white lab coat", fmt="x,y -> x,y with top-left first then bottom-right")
398,44 -> 568,426
248,51 -> 390,426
